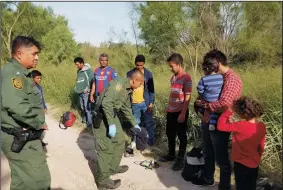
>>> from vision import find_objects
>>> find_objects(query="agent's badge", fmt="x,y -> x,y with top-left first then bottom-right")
115,83 -> 122,92
12,78 -> 23,90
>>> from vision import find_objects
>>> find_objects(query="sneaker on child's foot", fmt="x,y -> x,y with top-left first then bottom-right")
124,152 -> 134,158
124,147 -> 134,158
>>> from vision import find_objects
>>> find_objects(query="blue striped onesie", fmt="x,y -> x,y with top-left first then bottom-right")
197,74 -> 224,128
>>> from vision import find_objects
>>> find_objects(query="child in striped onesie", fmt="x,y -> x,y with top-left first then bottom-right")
195,60 -> 224,130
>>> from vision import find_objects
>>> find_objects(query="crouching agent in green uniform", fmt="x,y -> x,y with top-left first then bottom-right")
93,70 -> 144,189
1,36 -> 51,190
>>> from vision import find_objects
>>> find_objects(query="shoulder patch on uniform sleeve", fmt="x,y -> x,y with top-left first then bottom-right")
12,78 -> 23,90
115,83 -> 122,92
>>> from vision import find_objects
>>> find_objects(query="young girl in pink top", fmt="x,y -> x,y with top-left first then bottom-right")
217,96 -> 266,190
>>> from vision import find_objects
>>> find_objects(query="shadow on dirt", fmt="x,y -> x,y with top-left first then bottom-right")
76,128 -> 98,182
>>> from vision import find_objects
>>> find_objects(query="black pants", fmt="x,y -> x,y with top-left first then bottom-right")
234,162 -> 258,190
201,122 -> 232,190
166,111 -> 188,160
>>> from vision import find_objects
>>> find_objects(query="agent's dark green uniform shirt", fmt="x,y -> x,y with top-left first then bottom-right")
101,77 -> 136,127
1,58 -> 51,190
94,77 -> 136,187
1,58 -> 46,129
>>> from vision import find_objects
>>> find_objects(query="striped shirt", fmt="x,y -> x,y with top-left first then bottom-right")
197,74 -> 224,102
166,71 -> 192,113
94,66 -> 117,96
197,74 -> 223,126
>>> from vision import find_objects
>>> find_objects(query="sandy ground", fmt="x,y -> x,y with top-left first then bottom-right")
1,111 -> 218,190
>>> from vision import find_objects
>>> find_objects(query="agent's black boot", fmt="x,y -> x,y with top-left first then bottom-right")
111,165 -> 129,175
97,179 -> 121,190
116,165 -> 129,174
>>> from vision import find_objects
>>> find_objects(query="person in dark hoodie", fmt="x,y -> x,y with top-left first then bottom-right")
74,57 -> 94,128
126,55 -> 155,147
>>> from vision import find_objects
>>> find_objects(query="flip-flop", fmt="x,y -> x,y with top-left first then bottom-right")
134,160 -> 160,170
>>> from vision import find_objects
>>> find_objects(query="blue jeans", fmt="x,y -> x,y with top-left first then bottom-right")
79,93 -> 92,128
132,102 -> 155,146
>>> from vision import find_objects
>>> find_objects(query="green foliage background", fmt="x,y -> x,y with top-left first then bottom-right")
1,1 -> 282,185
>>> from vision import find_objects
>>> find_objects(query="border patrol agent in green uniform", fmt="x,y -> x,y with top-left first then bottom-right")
1,36 -> 51,190
93,70 -> 144,189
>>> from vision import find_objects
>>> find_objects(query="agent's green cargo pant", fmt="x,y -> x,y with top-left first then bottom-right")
93,116 -> 125,186
1,131 -> 51,190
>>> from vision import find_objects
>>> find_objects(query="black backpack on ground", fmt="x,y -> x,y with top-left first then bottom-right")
181,147 -> 204,182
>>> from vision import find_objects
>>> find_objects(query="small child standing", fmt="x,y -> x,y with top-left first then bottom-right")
31,70 -> 48,113
217,96 -> 266,190
31,70 -> 48,146
195,60 -> 223,130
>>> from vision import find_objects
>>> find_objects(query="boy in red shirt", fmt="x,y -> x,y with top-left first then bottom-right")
217,96 -> 266,190
159,53 -> 192,171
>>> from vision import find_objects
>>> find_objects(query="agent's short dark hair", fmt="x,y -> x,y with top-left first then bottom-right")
99,53 -> 109,60
135,55 -> 145,63
31,70 -> 42,78
11,36 -> 41,55
203,49 -> 227,66
74,57 -> 84,64
232,96 -> 264,120
167,53 -> 183,65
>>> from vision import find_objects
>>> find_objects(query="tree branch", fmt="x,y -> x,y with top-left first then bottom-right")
6,2 -> 27,56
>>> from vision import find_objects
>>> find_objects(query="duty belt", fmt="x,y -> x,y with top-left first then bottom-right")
1,127 -> 15,135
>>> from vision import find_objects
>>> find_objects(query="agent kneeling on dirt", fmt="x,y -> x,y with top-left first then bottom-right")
92,70 -> 144,189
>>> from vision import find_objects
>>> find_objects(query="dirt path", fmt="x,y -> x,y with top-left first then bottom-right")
1,111 -> 217,190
